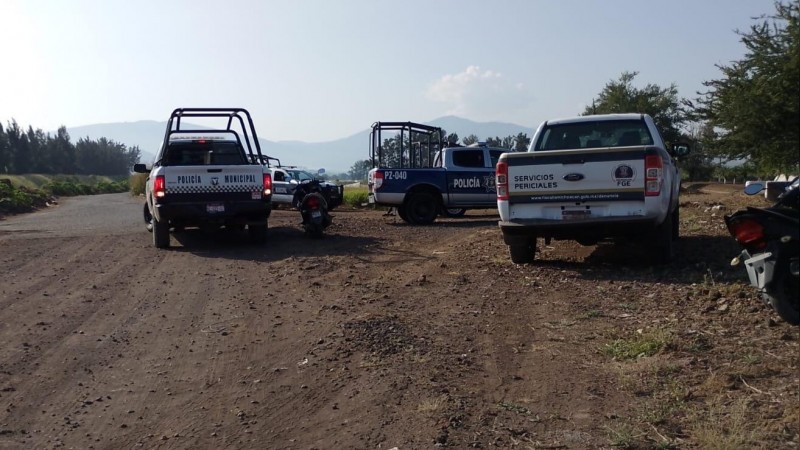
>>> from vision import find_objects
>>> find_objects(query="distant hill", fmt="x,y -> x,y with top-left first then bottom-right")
64,117 -> 534,174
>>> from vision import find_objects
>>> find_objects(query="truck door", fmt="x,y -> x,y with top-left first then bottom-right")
272,169 -> 294,204
446,149 -> 492,206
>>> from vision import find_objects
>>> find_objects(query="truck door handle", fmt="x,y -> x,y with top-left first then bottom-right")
562,160 -> 585,165
207,169 -> 222,173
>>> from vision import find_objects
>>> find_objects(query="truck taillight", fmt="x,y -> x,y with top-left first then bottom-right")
496,161 -> 509,201
728,218 -> 766,250
263,173 -> 272,197
645,155 -> 663,197
154,175 -> 166,200
373,171 -> 384,190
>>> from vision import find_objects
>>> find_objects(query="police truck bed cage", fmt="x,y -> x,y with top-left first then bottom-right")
163,108 -> 266,166
370,121 -> 443,169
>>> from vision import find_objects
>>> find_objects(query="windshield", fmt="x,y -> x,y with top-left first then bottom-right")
163,141 -> 246,166
287,170 -> 314,181
533,120 -> 653,151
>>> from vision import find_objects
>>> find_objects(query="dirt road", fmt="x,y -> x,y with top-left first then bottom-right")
0,189 -> 797,449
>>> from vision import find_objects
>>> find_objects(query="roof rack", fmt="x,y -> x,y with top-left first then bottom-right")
369,121 -> 443,169
163,108 -> 265,165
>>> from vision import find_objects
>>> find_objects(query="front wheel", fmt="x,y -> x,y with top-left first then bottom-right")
404,193 -> 439,225
442,208 -> 467,218
508,238 -> 536,264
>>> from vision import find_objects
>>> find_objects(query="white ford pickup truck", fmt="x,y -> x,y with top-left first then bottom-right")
496,113 -> 689,264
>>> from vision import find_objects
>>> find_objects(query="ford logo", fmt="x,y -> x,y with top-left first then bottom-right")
563,173 -> 585,182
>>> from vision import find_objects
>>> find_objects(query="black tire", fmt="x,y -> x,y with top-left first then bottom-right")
404,192 -> 439,225
767,272 -> 800,325
508,238 -> 536,264
671,206 -> 680,240
651,213 -> 674,265
248,223 -> 268,244
144,203 -> 153,233
153,217 -> 170,248
442,208 -> 467,218
397,207 -> 410,223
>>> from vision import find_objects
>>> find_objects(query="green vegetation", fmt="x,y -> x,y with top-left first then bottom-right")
602,329 -> 671,360
130,173 -> 147,196
343,184 -> 369,207
0,175 -> 129,216
0,121 -> 140,176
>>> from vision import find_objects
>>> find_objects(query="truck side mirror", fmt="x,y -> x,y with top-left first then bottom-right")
672,144 -> 690,157
133,163 -> 149,173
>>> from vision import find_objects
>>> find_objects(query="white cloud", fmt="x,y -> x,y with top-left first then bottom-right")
426,66 -> 534,121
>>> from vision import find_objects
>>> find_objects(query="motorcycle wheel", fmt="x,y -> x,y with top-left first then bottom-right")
767,272 -> 800,325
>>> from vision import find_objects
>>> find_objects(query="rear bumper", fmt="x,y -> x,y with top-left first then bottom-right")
498,216 -> 659,244
154,199 -> 271,225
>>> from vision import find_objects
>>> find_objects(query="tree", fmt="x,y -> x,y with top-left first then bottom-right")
0,122 -> 8,173
349,159 -> 372,181
691,0 -> 799,172
513,132 -> 531,152
583,71 -> 687,146
462,134 -> 479,146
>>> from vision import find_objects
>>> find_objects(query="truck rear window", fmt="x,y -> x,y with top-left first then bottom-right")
163,141 -> 247,166
534,120 -> 653,151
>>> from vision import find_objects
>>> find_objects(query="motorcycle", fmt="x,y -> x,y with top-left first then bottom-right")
293,179 -> 333,237
725,177 -> 799,325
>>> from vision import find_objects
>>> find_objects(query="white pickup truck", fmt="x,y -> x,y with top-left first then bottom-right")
133,108 -> 273,248
496,113 -> 689,264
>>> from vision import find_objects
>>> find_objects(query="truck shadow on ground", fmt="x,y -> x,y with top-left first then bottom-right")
167,226 -> 382,261
384,216 -> 499,229
532,234 -> 744,285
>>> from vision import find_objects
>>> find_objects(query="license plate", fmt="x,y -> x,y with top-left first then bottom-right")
562,210 -> 590,219
207,203 -> 225,213
368,194 -> 375,204
311,210 -> 322,218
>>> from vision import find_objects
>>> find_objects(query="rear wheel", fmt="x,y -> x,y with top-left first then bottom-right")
153,217 -> 170,248
508,238 -> 536,264
767,271 -> 800,325
397,206 -> 410,223
404,193 -> 439,225
671,206 -> 680,240
651,213 -> 674,265
144,203 -> 153,232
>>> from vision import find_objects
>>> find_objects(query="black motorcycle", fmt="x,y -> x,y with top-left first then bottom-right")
725,177 -> 799,325
293,179 -> 333,237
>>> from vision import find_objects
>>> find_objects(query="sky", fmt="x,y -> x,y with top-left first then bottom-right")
0,0 -> 781,143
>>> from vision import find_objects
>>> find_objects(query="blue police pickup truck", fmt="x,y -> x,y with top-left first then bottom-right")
366,121 -> 502,224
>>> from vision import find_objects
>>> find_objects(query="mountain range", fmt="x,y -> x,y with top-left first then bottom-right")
64,116 -> 534,174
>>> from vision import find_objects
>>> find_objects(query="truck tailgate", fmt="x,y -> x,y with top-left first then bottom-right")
164,165 -> 264,199
506,147 -> 646,204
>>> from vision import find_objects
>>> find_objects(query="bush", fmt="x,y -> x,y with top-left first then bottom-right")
129,173 -> 147,196
344,186 -> 369,207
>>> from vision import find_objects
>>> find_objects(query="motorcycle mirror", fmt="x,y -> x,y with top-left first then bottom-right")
317,168 -> 326,175
744,183 -> 764,195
